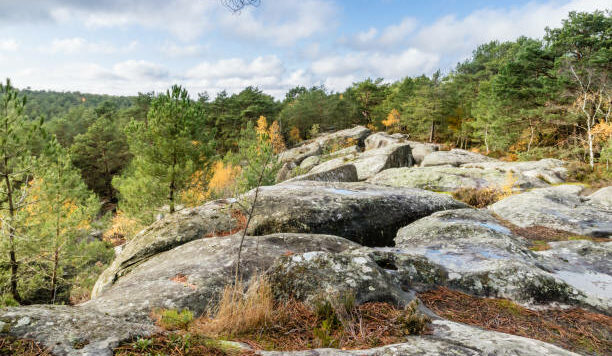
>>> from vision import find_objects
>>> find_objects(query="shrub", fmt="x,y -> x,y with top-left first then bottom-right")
452,187 -> 502,208
157,309 -> 194,331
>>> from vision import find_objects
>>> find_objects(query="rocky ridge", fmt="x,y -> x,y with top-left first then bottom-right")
1,126 -> 610,355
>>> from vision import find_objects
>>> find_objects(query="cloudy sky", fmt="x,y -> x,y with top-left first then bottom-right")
0,0 -> 609,98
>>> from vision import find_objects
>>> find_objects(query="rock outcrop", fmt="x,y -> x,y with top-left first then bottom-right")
367,165 -> 548,192
2,127 -> 609,356
0,305 -> 156,356
420,149 -> 497,167
382,209 -> 610,313
490,184 -> 612,237
87,233 -> 357,322
309,144 -> 413,180
589,186 -> 612,207
268,250 -> 412,307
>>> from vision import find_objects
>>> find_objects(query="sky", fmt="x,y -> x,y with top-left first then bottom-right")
0,0 -> 609,99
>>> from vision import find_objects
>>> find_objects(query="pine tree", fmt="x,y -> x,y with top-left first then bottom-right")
0,79 -> 42,303
24,139 -> 98,303
114,85 -> 215,222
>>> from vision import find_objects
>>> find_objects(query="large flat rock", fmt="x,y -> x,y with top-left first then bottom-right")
489,185 -> 612,237
421,149 -> 497,167
309,144 -> 413,180
87,233 -> 357,322
367,165 -> 548,192
381,208 -> 610,313
243,181 -> 467,246
462,158 -> 567,184
0,305 -> 156,356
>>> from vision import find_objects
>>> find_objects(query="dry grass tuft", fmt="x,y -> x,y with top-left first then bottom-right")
452,171 -> 517,208
193,275 -> 274,337
419,287 -> 612,355
0,336 -> 53,356
492,216 -> 608,250
452,187 -> 503,208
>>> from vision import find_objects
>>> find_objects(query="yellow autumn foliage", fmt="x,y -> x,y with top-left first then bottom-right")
103,210 -> 144,245
382,108 -> 400,130
268,120 -> 286,154
206,161 -> 242,199
289,126 -> 301,144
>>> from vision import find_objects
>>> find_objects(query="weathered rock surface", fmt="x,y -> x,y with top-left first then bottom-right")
314,125 -> 371,148
367,165 -> 548,192
243,181 -> 467,246
299,155 -> 321,171
421,149 -> 497,167
381,209 -> 610,313
408,142 -> 439,165
279,127 -> 371,165
490,185 -> 612,237
92,199 -> 242,297
0,305 -> 156,356
278,141 -> 322,165
268,250 -> 412,307
284,164 -> 358,183
309,144 -> 413,180
276,161 -> 297,182
94,182 -> 465,297
537,240 -> 612,302
462,158 -> 567,184
259,319 -> 578,355
87,233 -> 358,322
588,186 -> 612,207
364,132 -> 408,150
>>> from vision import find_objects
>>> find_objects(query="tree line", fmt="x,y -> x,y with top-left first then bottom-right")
0,10 -> 610,307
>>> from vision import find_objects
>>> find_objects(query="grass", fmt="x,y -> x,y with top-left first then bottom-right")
492,216 -> 608,251
115,276 -> 431,354
452,171 -> 517,208
0,336 -> 53,356
419,287 -> 612,355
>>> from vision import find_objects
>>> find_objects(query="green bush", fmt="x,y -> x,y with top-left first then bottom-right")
158,309 -> 194,330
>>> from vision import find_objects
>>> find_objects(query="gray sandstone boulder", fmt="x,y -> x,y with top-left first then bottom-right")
0,305 -> 156,356
243,181 -> 467,246
367,165 -> 548,192
364,132 -> 408,150
310,144 -> 413,180
382,209 -> 610,313
408,142 -> 439,165
87,233 -> 358,322
421,149 -> 497,167
299,155 -> 321,171
537,240 -> 612,303
94,182 -> 465,297
462,158 -> 567,184
268,250 -> 412,307
283,164 -> 358,183
489,185 -> 612,237
278,141 -> 322,165
588,186 -> 612,207
92,199 -> 243,297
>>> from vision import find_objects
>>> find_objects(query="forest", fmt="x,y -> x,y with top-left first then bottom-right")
0,10 -> 610,307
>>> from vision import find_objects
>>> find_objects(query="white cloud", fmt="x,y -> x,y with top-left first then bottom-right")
0,39 -> 18,51
312,48 -> 440,82
160,42 -> 208,57
187,55 -> 285,81
342,17 -> 417,50
113,60 -> 169,80
44,37 -> 137,55
218,0 -> 338,46
412,0 -> 611,59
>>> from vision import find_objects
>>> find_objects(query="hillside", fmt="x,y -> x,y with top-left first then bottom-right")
1,126 -> 610,355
